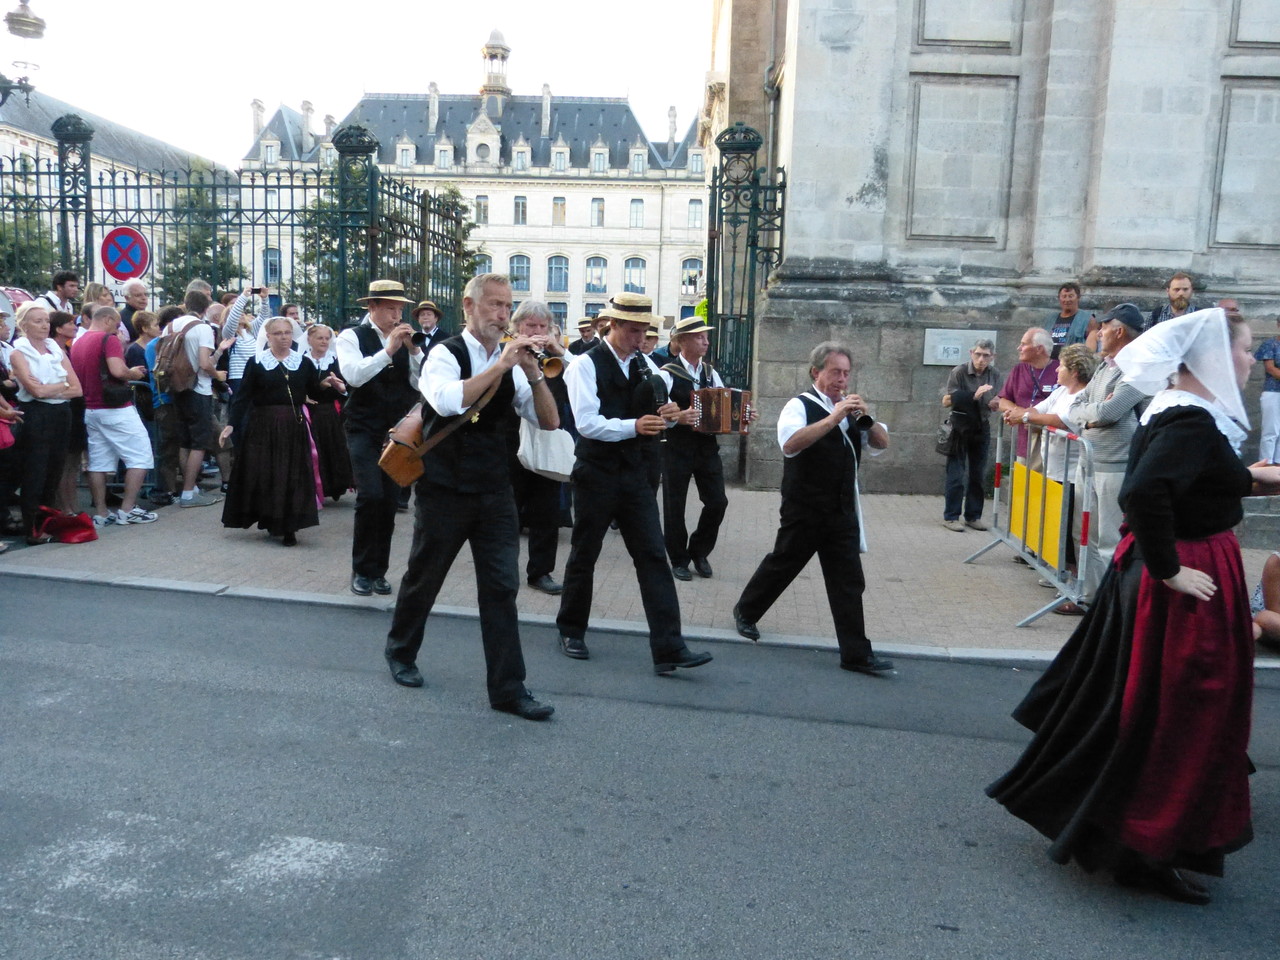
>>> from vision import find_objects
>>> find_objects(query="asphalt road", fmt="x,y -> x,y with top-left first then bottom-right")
2,579 -> 1278,960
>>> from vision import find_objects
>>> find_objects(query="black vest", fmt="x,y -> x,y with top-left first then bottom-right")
342,324 -> 420,435
422,335 -> 515,493
665,359 -> 716,449
574,343 -> 663,470
780,390 -> 861,514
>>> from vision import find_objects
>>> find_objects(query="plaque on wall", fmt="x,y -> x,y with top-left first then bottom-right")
922,329 -> 999,367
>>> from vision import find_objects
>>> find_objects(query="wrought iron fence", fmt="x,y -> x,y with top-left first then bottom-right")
0,116 -> 465,329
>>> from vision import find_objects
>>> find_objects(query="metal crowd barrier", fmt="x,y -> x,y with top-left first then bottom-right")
964,421 -> 1097,626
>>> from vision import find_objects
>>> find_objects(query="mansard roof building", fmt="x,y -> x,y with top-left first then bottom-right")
244,30 -> 709,328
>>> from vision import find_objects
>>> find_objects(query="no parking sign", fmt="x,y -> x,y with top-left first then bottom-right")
100,227 -> 151,281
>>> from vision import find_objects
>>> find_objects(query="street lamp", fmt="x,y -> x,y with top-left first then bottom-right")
1,2 -> 44,107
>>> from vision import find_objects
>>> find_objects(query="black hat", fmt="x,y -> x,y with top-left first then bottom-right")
1100,303 -> 1144,338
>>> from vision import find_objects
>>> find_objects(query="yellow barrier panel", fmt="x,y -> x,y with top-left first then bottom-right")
1008,462 -> 1066,572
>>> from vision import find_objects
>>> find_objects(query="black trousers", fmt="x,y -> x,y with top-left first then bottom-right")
345,426 -> 403,579
662,435 -> 728,566
736,500 -> 872,663
17,400 -> 71,534
511,461 -> 560,581
556,457 -> 684,659
385,482 -> 527,705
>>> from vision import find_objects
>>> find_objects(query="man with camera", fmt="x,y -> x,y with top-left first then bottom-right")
554,292 -> 714,675
383,273 -> 559,721
334,279 -> 423,597
733,341 -> 895,677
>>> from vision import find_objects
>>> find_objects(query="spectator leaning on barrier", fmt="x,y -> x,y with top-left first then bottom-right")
940,339 -> 1000,533
1067,303 -> 1150,602
996,327 -> 1059,461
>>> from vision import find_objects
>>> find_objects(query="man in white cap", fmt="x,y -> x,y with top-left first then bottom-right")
334,279 -> 423,596
554,292 -> 714,675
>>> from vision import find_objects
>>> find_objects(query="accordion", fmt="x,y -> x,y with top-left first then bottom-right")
692,387 -> 752,435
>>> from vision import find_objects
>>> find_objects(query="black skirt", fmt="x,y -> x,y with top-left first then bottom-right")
308,399 -> 353,500
221,406 -> 318,536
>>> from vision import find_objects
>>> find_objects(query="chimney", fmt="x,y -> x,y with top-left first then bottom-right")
251,99 -> 265,138
541,83 -> 552,139
667,106 -> 677,162
300,100 -> 315,154
428,82 -> 440,134
323,114 -> 336,138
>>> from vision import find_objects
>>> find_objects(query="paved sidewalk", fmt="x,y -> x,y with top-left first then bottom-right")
4,485 -> 1278,666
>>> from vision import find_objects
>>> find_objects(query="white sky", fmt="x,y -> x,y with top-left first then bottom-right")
7,1 -> 711,167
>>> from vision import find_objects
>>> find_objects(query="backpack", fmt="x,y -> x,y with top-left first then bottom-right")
153,319 -> 198,394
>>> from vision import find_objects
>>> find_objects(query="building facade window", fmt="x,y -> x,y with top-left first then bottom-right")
321,146 -> 336,166
631,152 -> 645,175
553,150 -> 567,172
591,151 -> 607,173
584,257 -> 607,294
509,255 -> 531,291
690,152 -> 704,175
552,196 -> 566,226
474,195 -> 489,225
629,199 -> 644,228
681,257 -> 703,295
624,257 -> 646,294
263,247 -> 282,286
514,196 -> 527,225
475,143 -> 491,161
585,302 -> 606,317
475,253 -> 493,274
514,150 -> 529,172
436,148 -> 451,169
262,143 -> 278,165
547,255 -> 569,292
590,198 -> 604,226
549,301 -> 568,327
688,199 -> 704,229
398,145 -> 413,167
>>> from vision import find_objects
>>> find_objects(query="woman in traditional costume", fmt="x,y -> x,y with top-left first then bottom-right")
988,308 -> 1280,905
301,323 -> 352,501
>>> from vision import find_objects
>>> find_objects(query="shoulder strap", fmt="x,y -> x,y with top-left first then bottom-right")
662,361 -> 695,383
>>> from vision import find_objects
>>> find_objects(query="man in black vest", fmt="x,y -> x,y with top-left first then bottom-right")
567,316 -> 599,356
334,280 -> 423,596
383,273 -> 559,720
658,315 -> 751,580
733,342 -> 895,676
554,292 -> 714,674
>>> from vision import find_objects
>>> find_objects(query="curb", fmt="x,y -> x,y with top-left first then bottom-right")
6,563 -> 1279,671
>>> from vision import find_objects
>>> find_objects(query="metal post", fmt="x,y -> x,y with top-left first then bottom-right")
333,124 -> 379,323
52,114 -> 94,274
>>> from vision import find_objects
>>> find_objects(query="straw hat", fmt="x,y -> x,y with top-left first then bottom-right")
356,279 -> 414,304
576,316 -> 596,330
596,292 -> 658,325
412,299 -> 442,321
671,315 -> 714,337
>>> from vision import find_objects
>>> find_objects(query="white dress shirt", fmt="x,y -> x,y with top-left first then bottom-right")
564,338 -> 661,441
656,354 -> 724,395
776,386 -> 888,458
420,329 -> 539,423
334,318 -> 423,389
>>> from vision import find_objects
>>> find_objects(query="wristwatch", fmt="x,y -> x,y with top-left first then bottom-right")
1021,410 -> 1031,425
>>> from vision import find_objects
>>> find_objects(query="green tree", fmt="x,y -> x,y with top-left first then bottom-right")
286,192 -> 368,326
154,164 -> 245,305
0,206 -> 59,295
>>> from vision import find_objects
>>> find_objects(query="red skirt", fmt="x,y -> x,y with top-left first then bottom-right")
1114,529 -> 1254,863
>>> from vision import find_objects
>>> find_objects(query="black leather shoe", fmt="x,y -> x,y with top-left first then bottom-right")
692,556 -> 713,578
1116,864 -> 1210,905
733,604 -> 760,641
351,574 -> 373,596
654,647 -> 713,675
493,692 -> 554,721
528,574 -> 563,595
671,564 -> 692,581
385,655 -> 424,688
840,655 -> 895,677
559,635 -> 590,660
372,577 -> 393,595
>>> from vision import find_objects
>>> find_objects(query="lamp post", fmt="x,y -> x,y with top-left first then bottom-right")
1,2 -> 44,107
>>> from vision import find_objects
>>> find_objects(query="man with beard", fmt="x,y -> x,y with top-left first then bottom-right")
1144,272 -> 1200,331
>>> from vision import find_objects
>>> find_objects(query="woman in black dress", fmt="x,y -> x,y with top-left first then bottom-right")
218,318 -> 336,546
988,308 -> 1280,905
301,323 -> 353,501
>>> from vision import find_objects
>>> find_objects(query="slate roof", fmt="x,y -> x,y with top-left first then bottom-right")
0,90 -> 216,172
245,93 -> 699,172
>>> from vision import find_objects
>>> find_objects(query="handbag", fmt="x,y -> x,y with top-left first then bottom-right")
99,336 -> 133,408
935,416 -> 955,456
34,505 -> 98,544
0,416 -> 13,450
378,378 -> 504,487
517,419 -> 575,482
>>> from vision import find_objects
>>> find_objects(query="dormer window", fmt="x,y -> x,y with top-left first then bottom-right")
398,145 -> 414,167
262,142 -> 278,165
475,143 -> 491,162
591,150 -> 607,174
630,151 -> 646,175
321,145 -> 336,166
690,151 -> 704,175
553,149 -> 568,173
436,146 -> 452,169
513,149 -> 529,172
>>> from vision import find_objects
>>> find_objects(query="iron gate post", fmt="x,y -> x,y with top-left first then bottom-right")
333,124 -> 380,323
52,114 -> 93,275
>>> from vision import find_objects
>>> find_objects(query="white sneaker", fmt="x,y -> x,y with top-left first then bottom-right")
180,491 -> 224,508
118,507 -> 159,524
92,514 -> 116,527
